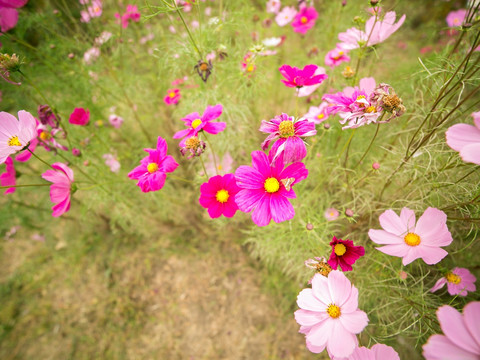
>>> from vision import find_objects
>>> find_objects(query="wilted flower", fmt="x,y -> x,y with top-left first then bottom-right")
38,104 -> 60,128
372,83 -> 405,120
0,53 -> 22,85
180,136 -> 206,159
194,59 -> 213,82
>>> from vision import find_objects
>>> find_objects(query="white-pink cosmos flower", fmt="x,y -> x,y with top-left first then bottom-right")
275,6 -> 297,27
266,0 -> 281,14
332,344 -> 400,360
445,111 -> 480,165
423,302 -> 480,360
0,110 -> 37,164
368,207 -> 453,266
295,271 -> 369,358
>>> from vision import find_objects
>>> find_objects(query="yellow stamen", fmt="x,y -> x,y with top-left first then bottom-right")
278,120 -> 295,138
39,131 -> 51,141
147,163 -> 159,173
300,16 -> 308,24
192,119 -> 202,129
327,304 -> 341,318
169,92 -> 176,98
215,189 -> 229,203
446,272 -> 461,284
356,95 -> 366,101
365,106 -> 376,113
317,114 -> 324,119
334,243 -> 347,256
264,177 -> 280,193
8,136 -> 21,147
247,65 -> 254,72
217,165 -> 223,170
404,233 -> 421,246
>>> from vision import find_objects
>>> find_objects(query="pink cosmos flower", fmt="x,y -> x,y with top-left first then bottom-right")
163,88 -> 181,105
108,114 -> 124,128
83,47 -> 100,64
173,104 -> 226,147
303,102 -> 330,124
279,64 -> 328,89
94,31 -> 112,45
36,123 -> 68,152
0,0 -> 28,33
80,0 -> 102,23
260,113 -> 316,164
275,6 -> 297,27
235,150 -> 308,226
423,302 -> 480,360
103,153 -> 120,173
115,4 -> 140,29
368,207 -> 453,266
0,156 -> 15,194
0,110 -> 36,164
324,207 -> 339,221
445,111 -> 480,165
69,107 -> 90,126
297,66 -> 327,97
332,344 -> 400,360
128,136 -> 179,193
291,5 -> 318,35
430,267 -> 477,297
325,47 -> 351,68
446,9 -> 467,28
295,271 -> 369,358
203,151 -> 234,177
41,162 -> 74,217
338,11 -> 406,51
328,236 -> 365,272
266,0 -> 281,14
199,174 -> 240,218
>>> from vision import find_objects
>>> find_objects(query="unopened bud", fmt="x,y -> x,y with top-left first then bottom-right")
345,209 -> 354,217
306,223 -> 314,231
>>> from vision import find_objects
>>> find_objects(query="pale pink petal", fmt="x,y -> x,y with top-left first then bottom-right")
375,243 -> 409,258
339,310 -> 368,334
297,288 -> 327,312
379,209 -> 407,235
400,207 -> 416,232
295,309 -> 329,327
368,229 -> 403,245
423,334 -> 479,360
464,302 -> 480,349
418,246 -> 448,265
328,271 -> 352,306
311,273 -> 332,306
341,285 -> 359,314
371,344 -> 400,360
327,321 -> 358,358
306,320 -> 334,349
446,124 -> 480,152
438,305 -> 480,354
430,278 -> 447,293
460,143 -> 480,165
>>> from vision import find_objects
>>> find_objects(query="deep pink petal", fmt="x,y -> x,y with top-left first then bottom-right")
203,121 -> 226,135
251,193 -> 271,226
270,194 -> 295,223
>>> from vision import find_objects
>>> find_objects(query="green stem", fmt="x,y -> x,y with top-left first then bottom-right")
28,149 -> 51,168
198,154 -> 209,179
353,122 -> 381,169
172,0 -> 203,58
202,132 -> 219,175
0,183 -> 50,189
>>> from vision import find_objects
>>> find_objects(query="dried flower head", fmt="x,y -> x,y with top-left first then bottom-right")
180,136 -> 206,159
0,54 -> 22,85
372,83 -> 406,120
305,257 -> 333,277
194,59 -> 213,82
342,65 -> 355,79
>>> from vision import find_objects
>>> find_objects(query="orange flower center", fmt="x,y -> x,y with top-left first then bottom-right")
327,304 -> 341,318
300,16 -> 308,24
334,243 -> 347,256
39,131 -> 51,141
404,233 -> 421,246
169,92 -> 176,98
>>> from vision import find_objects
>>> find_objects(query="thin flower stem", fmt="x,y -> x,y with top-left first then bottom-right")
0,183 -> 50,189
172,0 -> 203,58
28,149 -> 51,168
295,88 -> 300,117
353,122 -> 381,169
169,174 -> 194,184
202,132 -> 219,175
198,155 -> 209,179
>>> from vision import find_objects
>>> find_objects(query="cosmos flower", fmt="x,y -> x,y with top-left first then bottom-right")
423,302 -> 480,360
325,47 -> 351,68
259,113 -> 316,164
445,111 -> 480,165
368,207 -> 453,266
295,271 -> 369,358
446,9 -> 467,28
128,136 -> 179,193
179,136 -> 206,159
0,0 -> 28,33
327,236 -> 365,272
108,114 -> 124,129
430,267 -> 477,297
275,6 -> 297,27
303,102 -> 330,124
266,0 -> 281,14
69,107 -> 90,126
0,156 -> 15,194
203,152 -> 234,177
163,88 -> 181,105
80,0 -> 102,23
103,153 -> 121,173
291,5 -> 318,35
41,162 -> 74,217
0,110 -> 36,164
324,207 -> 339,221
234,150 -> 308,226
297,66 -> 327,97
199,174 -> 240,218
279,64 -> 328,88
115,4 -> 140,28
173,104 -> 226,147
331,344 -> 400,360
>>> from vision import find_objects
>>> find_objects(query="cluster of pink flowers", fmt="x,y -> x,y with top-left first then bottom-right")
268,2 -> 318,35
80,0 -> 102,23
115,4 -> 140,29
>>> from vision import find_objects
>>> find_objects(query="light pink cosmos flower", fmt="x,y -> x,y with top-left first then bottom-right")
0,110 -> 36,164
36,123 -> 68,152
445,111 -> 480,165
446,9 -> 467,28
275,6 -> 297,27
203,151 -> 234,177
234,150 -> 308,226
423,302 -> 480,360
266,0 -> 281,14
279,64 -> 328,89
325,47 -> 351,68
295,271 -> 369,358
128,136 -> 179,193
338,11 -> 406,51
324,207 -> 339,221
80,0 -> 102,23
430,267 -> 477,297
291,5 -> 318,35
94,31 -> 112,45
173,104 -> 226,147
0,156 -> 15,194
69,107 -> 90,126
199,173 -> 240,218
163,88 -> 181,105
331,344 -> 399,360
108,114 -> 124,129
260,113 -> 316,165
83,47 -> 100,64
303,102 -> 330,124
103,153 -> 120,173
0,0 -> 28,33
41,162 -> 74,217
297,66 -> 327,97
368,207 -> 453,266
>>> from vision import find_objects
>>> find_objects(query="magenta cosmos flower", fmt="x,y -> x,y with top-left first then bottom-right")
163,88 -> 181,105
115,4 -> 140,28
297,66 -> 327,97
445,111 -> 480,165
279,64 -> 327,89
41,162 -> 74,217
0,110 -> 36,164
235,150 -> 308,226
328,236 -> 365,272
430,267 -> 477,297
260,113 -> 316,164
291,5 -> 318,35
199,174 -> 240,218
295,271 -> 369,358
423,302 -> 480,360
331,344 -> 399,360
128,136 -> 179,193
173,104 -> 226,147
0,0 -> 28,33
368,207 -> 453,266
446,9 -> 467,28
69,107 -> 90,126
325,47 -> 351,68
0,156 -> 15,194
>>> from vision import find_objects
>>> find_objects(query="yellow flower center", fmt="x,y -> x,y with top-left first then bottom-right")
365,106 -> 376,113
404,233 -> 421,246
147,162 -> 159,173
8,136 -> 21,147
247,65 -> 254,72
446,272 -> 461,284
169,92 -> 176,98
192,119 -> 202,129
317,114 -> 324,119
327,304 -> 341,318
215,189 -> 229,203
39,131 -> 51,141
264,177 -> 280,193
356,95 -> 366,101
217,165 -> 223,170
278,120 -> 295,138
301,16 -> 308,24
334,243 -> 347,256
